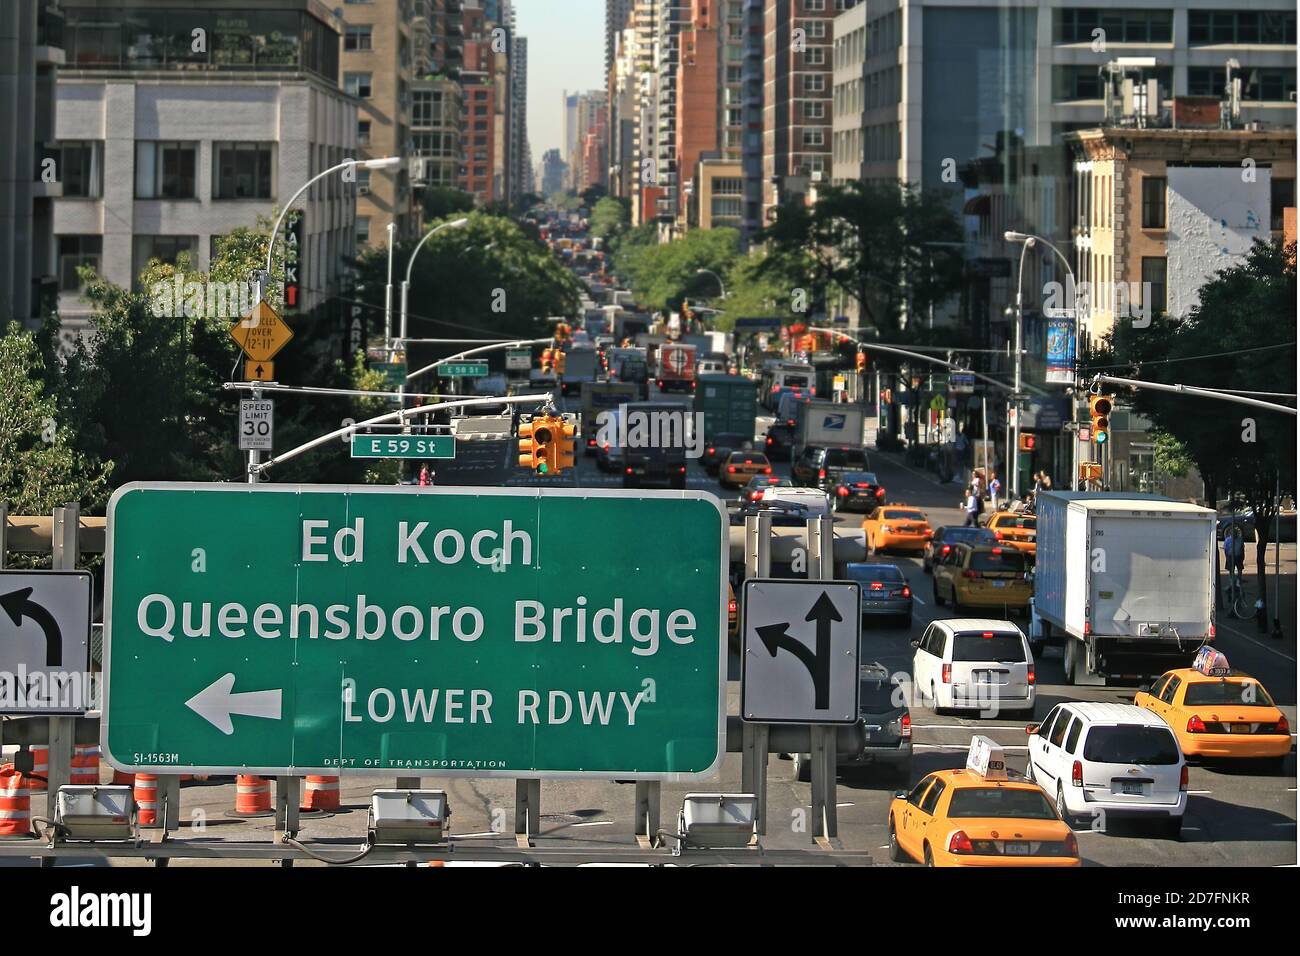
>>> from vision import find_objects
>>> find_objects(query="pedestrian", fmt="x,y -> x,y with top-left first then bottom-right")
963,486 -> 980,527
970,470 -> 983,500
1224,523 -> 1245,579
989,474 -> 1002,510
418,463 -> 431,487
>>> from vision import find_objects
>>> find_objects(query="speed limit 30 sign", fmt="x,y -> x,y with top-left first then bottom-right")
239,399 -> 274,452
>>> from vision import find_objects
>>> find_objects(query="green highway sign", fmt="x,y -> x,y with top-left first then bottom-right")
352,435 -> 455,460
380,362 -> 407,391
439,362 -> 489,378
103,484 -> 726,779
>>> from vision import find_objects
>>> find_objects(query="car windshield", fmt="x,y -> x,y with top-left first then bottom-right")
846,564 -> 904,583
970,551 -> 1026,573
947,788 -> 1058,820
825,450 -> 868,469
839,472 -> 878,485
1182,680 -> 1275,707
943,527 -> 997,544
952,633 -> 1026,663
783,375 -> 810,388
1083,726 -> 1180,764
884,510 -> 926,522
859,679 -> 901,712
996,516 -> 1037,530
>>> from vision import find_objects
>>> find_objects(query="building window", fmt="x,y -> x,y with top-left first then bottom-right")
55,141 -> 103,198
213,142 -> 274,199
1055,9 -> 1173,44
132,235 -> 199,283
1188,11 -> 1297,46
358,120 -> 371,146
804,74 -> 825,93
1141,258 -> 1167,316
805,47 -> 825,66
57,236 -> 102,292
804,0 -> 825,10
344,72 -> 373,98
344,25 -> 372,51
1141,177 -> 1166,229
356,170 -> 372,194
1272,177 -> 1295,231
1189,66 -> 1298,100
356,216 -> 370,244
135,141 -> 197,198
1053,66 -> 1104,100
805,101 -> 825,119
806,20 -> 827,39
802,129 -> 825,147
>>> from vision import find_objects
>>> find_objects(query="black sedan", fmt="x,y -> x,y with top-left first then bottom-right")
830,471 -> 886,513
922,525 -> 998,573
739,475 -> 792,504
845,562 -> 913,628
763,421 -> 796,461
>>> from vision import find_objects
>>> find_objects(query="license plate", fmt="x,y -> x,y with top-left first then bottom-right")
1120,781 -> 1144,795
992,580 -> 1007,588
1003,842 -> 1030,855
1230,723 -> 1252,734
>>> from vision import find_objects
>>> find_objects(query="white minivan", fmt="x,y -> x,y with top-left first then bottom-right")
1025,702 -> 1187,838
910,619 -> 1035,718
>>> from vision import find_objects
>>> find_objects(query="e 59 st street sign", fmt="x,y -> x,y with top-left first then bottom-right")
351,435 -> 455,460
103,484 -> 726,779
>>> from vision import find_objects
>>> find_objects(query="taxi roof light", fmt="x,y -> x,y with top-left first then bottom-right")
966,736 -> 1008,781
1193,646 -> 1230,677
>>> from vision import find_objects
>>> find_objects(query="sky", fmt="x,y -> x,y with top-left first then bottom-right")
515,0 -> 606,169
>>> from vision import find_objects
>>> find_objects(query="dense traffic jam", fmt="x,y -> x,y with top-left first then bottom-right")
533,205 -> 1290,868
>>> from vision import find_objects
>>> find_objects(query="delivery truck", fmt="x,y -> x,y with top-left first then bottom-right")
792,400 -> 866,462
1030,492 -> 1217,685
620,401 -> 690,490
696,374 -> 757,445
560,346 -> 599,398
657,342 -> 697,393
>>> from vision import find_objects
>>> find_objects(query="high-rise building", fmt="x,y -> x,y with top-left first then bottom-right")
50,1 -> 358,333
606,0 -> 638,78
740,0 -> 766,246
0,0 -> 62,329
540,148 -> 568,196
563,90 -> 608,192
411,1 -> 467,200
654,0 -> 688,229
510,35 -> 531,200
460,1 -> 497,203
341,0 -> 419,247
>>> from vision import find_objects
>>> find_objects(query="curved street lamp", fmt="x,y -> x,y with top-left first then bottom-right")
398,217 -> 472,345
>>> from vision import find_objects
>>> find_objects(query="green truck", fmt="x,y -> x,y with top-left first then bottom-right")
696,374 -> 757,444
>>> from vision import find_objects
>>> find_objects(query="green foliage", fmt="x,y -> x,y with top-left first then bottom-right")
590,197 -> 630,241
421,187 -> 476,221
759,180 -> 964,334
714,248 -> 810,331
615,228 -> 742,313
0,322 -> 111,513
1151,431 -> 1194,479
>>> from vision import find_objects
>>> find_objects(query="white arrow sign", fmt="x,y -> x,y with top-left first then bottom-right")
185,673 -> 283,736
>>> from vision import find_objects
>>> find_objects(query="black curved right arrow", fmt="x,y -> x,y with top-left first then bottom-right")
756,591 -> 842,710
1,587 -> 62,666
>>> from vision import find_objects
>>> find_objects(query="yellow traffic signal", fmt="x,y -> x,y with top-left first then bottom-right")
1089,395 -> 1113,445
856,351 -> 867,373
548,416 -> 577,475
518,418 -> 555,473
553,350 -> 566,376
540,347 -> 553,373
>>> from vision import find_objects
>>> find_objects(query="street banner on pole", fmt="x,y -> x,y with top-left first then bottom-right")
1045,317 -> 1076,386
103,485 -> 727,779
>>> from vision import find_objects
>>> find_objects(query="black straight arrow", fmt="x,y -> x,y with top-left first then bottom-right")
1,587 -> 62,666
756,590 -> 842,710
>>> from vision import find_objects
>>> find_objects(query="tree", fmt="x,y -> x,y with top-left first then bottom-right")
616,228 -> 742,313
590,197 -> 630,241
759,180 -> 964,334
421,187 -> 476,221
1100,239 -> 1296,617
580,183 -> 608,208
0,322 -> 110,514
714,247 -> 811,332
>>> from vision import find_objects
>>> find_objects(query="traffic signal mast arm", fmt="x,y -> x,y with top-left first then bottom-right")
405,338 -> 553,383
1091,374 -> 1298,416
824,331 -> 1043,397
249,392 -> 554,477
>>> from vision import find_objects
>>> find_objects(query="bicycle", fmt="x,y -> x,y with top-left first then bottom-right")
1223,565 -> 1254,620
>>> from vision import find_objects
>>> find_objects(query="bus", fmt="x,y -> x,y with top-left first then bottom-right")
759,362 -> 816,410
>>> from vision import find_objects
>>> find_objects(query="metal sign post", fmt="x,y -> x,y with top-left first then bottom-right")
741,512 -> 772,835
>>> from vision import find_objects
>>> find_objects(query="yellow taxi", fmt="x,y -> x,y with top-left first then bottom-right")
863,506 -> 933,554
719,451 -> 773,489
887,737 -> 1080,867
1134,649 -> 1292,768
985,511 -> 1037,557
932,543 -> 1032,615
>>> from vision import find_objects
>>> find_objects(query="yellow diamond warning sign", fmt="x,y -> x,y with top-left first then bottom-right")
230,301 -> 294,363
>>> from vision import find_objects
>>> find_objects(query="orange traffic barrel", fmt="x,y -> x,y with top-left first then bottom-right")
0,766 -> 33,837
112,769 -> 135,786
27,747 -> 48,799
71,744 -> 100,785
134,774 -> 159,826
234,775 -> 272,815
300,776 -> 340,812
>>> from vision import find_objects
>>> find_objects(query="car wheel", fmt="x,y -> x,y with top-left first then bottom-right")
887,817 -> 907,863
794,752 -> 811,783
1056,784 -> 1074,828
923,844 -> 934,867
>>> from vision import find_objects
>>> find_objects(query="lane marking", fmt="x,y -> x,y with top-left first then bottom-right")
913,724 -> 1029,731
912,595 -> 927,607
913,743 -> 1029,752
571,821 -> 614,828
1215,620 -> 1297,663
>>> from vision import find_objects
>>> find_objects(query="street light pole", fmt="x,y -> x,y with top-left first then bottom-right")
695,268 -> 727,299
398,217 -> 472,346
247,155 -> 402,484
1008,238 -> 1033,499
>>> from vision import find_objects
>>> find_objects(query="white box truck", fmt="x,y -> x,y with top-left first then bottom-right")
792,400 -> 866,461
1031,492 -> 1217,685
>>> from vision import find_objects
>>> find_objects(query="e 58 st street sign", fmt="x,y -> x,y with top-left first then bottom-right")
103,484 -> 726,779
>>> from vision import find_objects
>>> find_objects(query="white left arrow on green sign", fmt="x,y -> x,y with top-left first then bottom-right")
185,673 -> 283,736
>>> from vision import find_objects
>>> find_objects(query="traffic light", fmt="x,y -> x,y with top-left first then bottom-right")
856,351 -> 868,373
1089,394 -> 1113,445
553,350 -> 566,376
547,416 -> 578,476
540,347 -> 553,373
518,417 -> 556,473
1018,433 -> 1037,452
